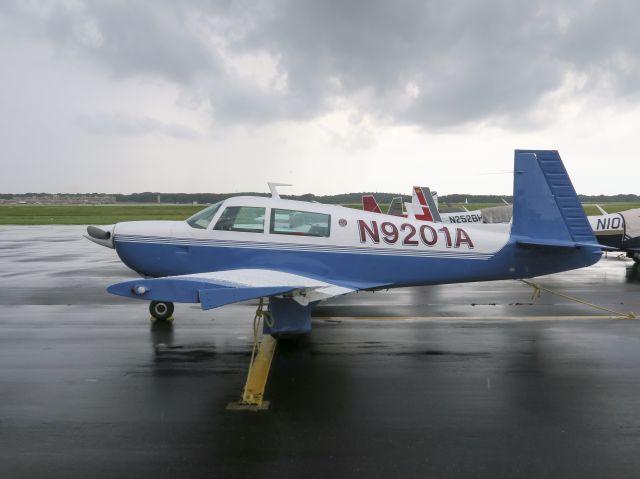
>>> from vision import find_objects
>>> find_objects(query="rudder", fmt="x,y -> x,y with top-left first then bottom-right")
512,150 -> 597,246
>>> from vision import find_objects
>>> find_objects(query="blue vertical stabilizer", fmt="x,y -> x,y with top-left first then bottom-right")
512,150 -> 599,248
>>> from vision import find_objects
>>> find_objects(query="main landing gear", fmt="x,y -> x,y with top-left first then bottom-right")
227,297 -> 317,411
149,301 -> 174,321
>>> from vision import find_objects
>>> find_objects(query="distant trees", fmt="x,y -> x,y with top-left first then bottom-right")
111,192 -> 640,205
3,192 -> 638,205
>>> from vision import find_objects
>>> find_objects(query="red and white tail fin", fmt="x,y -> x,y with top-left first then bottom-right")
412,186 -> 439,209
415,207 -> 434,222
412,186 -> 428,206
411,186 -> 441,222
362,195 -> 382,213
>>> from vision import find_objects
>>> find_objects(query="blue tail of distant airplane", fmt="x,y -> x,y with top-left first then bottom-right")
511,150 -> 600,250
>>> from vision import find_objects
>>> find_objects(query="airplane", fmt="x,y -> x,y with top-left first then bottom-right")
410,189 -> 640,261
422,190 -> 513,224
364,186 -> 482,223
86,150 -> 603,336
361,195 -> 383,214
363,189 -> 438,221
408,188 -> 640,261
410,188 -> 640,262
420,188 -> 513,224
387,196 -> 405,217
362,194 -> 409,218
587,209 -> 640,261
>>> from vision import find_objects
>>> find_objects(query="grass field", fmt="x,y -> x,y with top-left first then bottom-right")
0,203 -> 638,225
0,205 -> 202,225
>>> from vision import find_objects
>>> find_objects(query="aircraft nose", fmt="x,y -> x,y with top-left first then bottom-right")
85,224 -> 115,249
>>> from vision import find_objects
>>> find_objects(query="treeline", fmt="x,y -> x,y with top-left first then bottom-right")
112,192 -> 640,204
3,192 -> 639,204
112,192 -> 416,204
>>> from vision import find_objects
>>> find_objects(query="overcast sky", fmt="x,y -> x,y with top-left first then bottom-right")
1,0 -> 639,195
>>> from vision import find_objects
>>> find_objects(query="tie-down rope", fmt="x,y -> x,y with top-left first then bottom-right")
519,279 -> 636,319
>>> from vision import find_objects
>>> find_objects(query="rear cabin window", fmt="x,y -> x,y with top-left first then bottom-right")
270,209 -> 330,237
213,206 -> 265,233
186,201 -> 223,229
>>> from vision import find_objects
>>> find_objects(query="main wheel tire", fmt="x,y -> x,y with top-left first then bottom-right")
149,301 -> 174,321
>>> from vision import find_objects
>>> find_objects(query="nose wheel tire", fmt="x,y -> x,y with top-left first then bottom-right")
150,301 -> 174,321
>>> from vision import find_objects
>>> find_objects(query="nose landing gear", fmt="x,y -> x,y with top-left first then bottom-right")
149,301 -> 174,321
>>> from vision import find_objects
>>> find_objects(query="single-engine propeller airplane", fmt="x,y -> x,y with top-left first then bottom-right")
86,150 -> 603,336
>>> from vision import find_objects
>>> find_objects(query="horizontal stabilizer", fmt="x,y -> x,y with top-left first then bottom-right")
516,238 -> 613,251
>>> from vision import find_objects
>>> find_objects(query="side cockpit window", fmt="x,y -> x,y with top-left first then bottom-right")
186,202 -> 223,229
270,209 -> 330,237
214,206 -> 266,233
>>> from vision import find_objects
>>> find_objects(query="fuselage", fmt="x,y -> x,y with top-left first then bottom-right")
92,196 -> 600,289
588,212 -> 626,250
439,211 -> 484,224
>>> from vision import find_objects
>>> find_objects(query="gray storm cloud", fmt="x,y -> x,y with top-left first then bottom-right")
4,0 -> 640,128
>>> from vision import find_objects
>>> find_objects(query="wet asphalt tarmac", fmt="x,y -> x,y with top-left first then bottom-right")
2,226 -> 640,478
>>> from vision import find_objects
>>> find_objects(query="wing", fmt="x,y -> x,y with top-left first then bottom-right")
107,269 -> 368,310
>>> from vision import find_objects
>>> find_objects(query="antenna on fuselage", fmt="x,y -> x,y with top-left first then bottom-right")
268,182 -> 292,200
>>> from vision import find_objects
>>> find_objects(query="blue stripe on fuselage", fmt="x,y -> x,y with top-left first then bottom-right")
113,236 -> 599,288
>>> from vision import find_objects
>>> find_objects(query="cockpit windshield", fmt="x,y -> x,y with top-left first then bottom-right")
186,201 -> 223,229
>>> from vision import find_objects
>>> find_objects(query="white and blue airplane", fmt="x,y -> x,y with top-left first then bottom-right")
86,150 -> 602,336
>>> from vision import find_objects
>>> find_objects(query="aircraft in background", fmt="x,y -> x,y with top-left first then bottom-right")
367,187 -> 639,262
361,195 -> 383,214
421,190 -> 640,261
362,188 -> 438,222
86,150 -> 602,335
415,187 -> 512,224
363,187 -> 504,224
586,208 -> 640,261
362,195 -> 410,218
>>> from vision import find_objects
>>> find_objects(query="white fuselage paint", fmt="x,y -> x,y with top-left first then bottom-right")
112,196 -> 511,259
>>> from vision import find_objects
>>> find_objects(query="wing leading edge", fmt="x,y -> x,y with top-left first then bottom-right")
107,269 -> 361,310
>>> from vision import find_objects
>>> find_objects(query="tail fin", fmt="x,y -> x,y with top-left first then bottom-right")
362,195 -> 382,214
412,186 -> 428,206
512,150 -> 599,249
387,197 -> 404,216
411,186 -> 441,222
